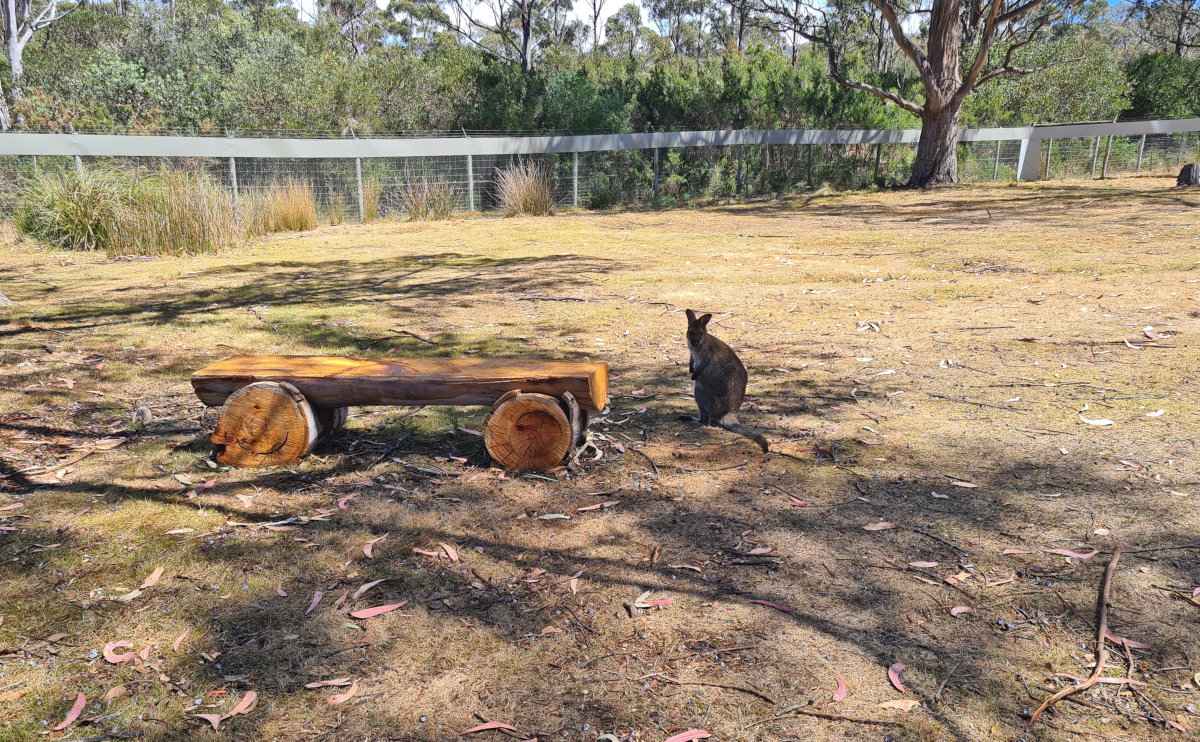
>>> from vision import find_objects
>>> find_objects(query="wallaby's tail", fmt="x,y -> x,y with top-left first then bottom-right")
718,419 -> 769,453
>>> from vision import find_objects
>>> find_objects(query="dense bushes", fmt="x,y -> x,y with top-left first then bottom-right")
15,167 -> 318,255
1125,53 -> 1200,120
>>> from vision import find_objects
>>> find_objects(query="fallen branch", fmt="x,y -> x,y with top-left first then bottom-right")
751,705 -> 899,727
657,675 -> 775,705
1030,548 -> 1122,723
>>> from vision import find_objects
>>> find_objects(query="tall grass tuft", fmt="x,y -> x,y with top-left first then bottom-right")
495,160 -> 555,216
107,170 -> 240,256
243,179 -> 319,236
326,192 -> 347,226
14,169 -> 126,251
399,172 -> 456,220
362,177 -> 382,221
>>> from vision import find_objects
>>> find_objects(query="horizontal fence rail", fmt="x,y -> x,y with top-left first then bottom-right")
2,118 -> 1198,221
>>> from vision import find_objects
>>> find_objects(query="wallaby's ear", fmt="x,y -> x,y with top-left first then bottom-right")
698,313 -> 712,328
685,308 -> 697,323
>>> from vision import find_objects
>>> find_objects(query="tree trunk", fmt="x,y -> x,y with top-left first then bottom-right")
484,391 -> 573,471
908,103 -> 961,187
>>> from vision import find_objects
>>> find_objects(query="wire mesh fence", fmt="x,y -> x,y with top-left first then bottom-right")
1,127 -> 1198,221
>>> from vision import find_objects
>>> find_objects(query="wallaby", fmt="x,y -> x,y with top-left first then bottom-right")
685,308 -> 769,453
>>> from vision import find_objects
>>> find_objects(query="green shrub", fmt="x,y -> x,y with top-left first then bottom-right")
585,173 -> 619,210
15,168 -> 126,251
495,160 -> 555,216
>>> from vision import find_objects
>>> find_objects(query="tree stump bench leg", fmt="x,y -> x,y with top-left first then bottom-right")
485,390 -> 585,471
211,381 -> 343,468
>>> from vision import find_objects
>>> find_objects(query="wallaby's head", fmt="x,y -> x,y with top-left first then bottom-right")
685,308 -> 712,346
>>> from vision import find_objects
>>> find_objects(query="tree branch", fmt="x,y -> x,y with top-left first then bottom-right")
866,0 -> 929,74
826,44 -> 924,116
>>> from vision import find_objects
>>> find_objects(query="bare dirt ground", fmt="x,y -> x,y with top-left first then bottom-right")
1,176 -> 1199,741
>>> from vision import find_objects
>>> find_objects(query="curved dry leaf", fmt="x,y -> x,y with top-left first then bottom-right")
1080,416 -> 1114,427
879,699 -> 920,712
305,590 -> 324,616
115,589 -> 143,603
195,713 -> 224,731
664,730 -> 712,742
350,602 -> 407,619
641,598 -> 673,609
668,564 -> 703,574
305,677 -> 353,689
51,692 -> 86,731
165,528 -> 195,535
227,690 -> 258,718
908,561 -> 939,569
328,680 -> 358,705
747,546 -> 773,555
1045,547 -> 1098,561
463,721 -> 518,735
275,585 -> 288,597
140,566 -> 164,589
887,662 -> 908,693
172,630 -> 189,652
568,577 -> 579,595
1002,548 -> 1035,555
832,674 -> 848,702
352,579 -> 387,601
439,542 -> 459,562
103,640 -> 137,664
138,646 -> 151,661
747,599 -> 795,615
1146,409 -> 1165,418
362,534 -> 387,559
863,521 -> 896,531
102,685 -> 127,704
949,480 -> 978,488
412,547 -> 440,558
949,606 -> 973,617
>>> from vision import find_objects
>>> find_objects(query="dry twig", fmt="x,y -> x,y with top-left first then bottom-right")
1030,548 -> 1122,723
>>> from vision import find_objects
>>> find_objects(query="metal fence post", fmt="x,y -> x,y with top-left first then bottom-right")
229,157 -> 238,202
652,147 -> 660,198
572,152 -> 579,208
74,155 -> 83,174
355,157 -> 365,223
1101,135 -> 1114,179
1136,134 -> 1147,172
1090,136 -> 1100,178
992,140 -> 1002,180
872,144 -> 882,183
1044,138 -> 1053,179
467,154 -> 475,211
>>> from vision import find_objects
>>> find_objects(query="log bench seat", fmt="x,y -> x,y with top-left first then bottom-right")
191,355 -> 609,471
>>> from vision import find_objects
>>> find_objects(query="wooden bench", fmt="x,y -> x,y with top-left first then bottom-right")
191,355 -> 608,471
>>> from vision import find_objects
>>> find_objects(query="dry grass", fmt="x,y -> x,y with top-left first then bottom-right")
399,173 -> 457,221
2,177 -> 1200,741
496,160 -> 555,216
242,179 -> 319,236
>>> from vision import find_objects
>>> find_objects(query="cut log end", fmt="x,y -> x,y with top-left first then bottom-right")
484,392 -> 573,471
211,381 -> 319,468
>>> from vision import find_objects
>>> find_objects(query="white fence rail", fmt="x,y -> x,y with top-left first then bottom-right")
2,118 -> 1198,219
